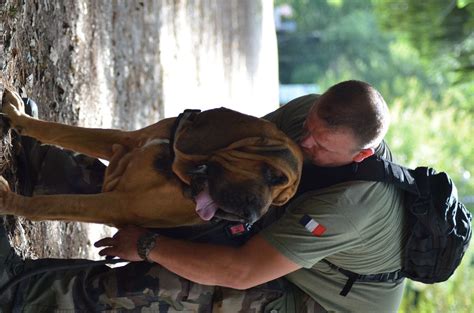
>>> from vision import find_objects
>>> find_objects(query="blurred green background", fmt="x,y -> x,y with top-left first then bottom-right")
275,0 -> 473,311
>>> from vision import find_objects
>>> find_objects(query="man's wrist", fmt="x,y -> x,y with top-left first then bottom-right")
137,232 -> 159,262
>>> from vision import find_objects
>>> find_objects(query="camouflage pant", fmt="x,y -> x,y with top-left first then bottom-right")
16,135 -> 106,197
6,259 -> 325,313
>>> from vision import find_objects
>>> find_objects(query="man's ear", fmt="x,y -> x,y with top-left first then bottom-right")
352,148 -> 374,163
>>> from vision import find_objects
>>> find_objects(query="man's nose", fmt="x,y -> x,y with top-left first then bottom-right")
300,134 -> 315,149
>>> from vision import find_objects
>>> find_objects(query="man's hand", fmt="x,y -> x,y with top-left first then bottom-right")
1,88 -> 28,129
95,225 -> 148,262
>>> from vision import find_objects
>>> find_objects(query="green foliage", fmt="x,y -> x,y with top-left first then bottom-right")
276,0 -> 444,100
385,79 -> 474,212
373,0 -> 474,84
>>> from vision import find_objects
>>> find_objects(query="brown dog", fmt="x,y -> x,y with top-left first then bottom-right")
0,89 -> 302,228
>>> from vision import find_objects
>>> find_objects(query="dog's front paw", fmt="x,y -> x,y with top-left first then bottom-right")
1,89 -> 28,129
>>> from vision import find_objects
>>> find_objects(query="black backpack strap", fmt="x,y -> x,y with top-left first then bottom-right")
296,155 -> 421,197
357,158 -> 436,216
322,260 -> 404,296
353,156 -> 420,195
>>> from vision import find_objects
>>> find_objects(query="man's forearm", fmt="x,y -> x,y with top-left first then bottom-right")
148,236 -> 250,289
95,226 -> 301,290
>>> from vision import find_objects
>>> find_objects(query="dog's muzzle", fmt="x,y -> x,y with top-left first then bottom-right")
187,162 -> 274,224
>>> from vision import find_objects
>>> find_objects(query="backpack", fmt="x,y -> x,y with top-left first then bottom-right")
296,155 -> 472,296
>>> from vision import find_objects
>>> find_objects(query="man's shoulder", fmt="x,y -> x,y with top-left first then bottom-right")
262,94 -> 319,140
263,94 -> 319,121
284,94 -> 319,111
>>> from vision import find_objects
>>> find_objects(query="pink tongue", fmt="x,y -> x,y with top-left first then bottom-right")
195,188 -> 218,221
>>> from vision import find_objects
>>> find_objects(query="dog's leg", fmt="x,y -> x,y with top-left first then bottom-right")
16,118 -> 135,160
13,117 -> 176,161
0,176 -> 199,227
2,89 -> 175,160
3,191 -> 135,226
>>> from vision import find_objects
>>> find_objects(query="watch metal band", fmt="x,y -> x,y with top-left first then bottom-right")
137,232 -> 159,262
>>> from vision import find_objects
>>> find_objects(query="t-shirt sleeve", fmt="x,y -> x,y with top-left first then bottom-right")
261,100 -> 292,127
262,94 -> 317,142
259,193 -> 363,268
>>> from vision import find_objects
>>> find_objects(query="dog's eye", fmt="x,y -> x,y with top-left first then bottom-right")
262,165 -> 288,186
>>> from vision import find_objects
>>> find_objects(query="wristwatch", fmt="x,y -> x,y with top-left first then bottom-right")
137,232 -> 159,262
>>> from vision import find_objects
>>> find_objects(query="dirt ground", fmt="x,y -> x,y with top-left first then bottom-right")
0,0 -> 278,260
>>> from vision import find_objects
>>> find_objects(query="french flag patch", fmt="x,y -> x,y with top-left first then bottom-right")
299,214 -> 326,237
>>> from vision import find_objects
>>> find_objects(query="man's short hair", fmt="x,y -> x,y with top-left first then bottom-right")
314,80 -> 390,150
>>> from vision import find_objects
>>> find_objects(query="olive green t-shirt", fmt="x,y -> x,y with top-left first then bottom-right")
261,95 -> 408,312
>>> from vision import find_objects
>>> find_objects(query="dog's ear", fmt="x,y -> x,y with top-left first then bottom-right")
262,164 -> 289,186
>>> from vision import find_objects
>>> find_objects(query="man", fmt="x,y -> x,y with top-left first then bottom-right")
1,80 -> 406,312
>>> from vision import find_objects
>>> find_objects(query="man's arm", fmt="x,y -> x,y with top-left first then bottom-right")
95,225 -> 301,290
150,233 -> 301,289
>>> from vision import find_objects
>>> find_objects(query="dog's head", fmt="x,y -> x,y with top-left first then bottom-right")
173,108 -> 303,224
187,158 -> 291,224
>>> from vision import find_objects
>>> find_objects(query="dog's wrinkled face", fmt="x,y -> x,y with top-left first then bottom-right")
189,160 -> 288,224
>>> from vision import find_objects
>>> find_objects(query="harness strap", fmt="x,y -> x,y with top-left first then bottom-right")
169,109 -> 201,161
322,260 -> 404,296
